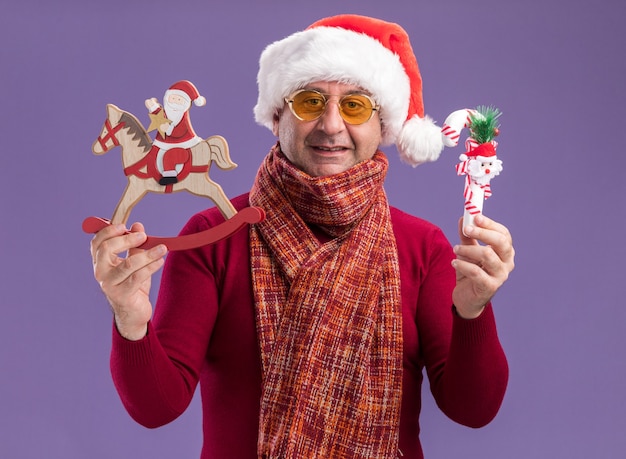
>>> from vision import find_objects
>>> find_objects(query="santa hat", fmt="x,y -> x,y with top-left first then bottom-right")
166,80 -> 206,107
254,14 -> 444,167
467,141 -> 497,159
460,141 -> 497,163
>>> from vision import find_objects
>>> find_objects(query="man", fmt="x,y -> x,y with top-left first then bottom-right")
91,15 -> 514,459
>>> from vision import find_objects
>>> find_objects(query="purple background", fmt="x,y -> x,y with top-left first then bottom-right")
1,0 -> 624,457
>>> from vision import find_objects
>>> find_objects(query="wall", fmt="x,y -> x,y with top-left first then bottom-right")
1,0 -> 624,457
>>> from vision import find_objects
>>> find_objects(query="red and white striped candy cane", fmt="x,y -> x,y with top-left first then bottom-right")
457,162 -> 492,235
441,108 -> 502,235
441,108 -> 478,147
445,109 -> 499,235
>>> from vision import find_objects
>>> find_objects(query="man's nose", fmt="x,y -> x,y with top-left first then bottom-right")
317,100 -> 345,134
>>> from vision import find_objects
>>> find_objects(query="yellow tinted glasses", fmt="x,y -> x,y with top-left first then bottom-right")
285,89 -> 379,125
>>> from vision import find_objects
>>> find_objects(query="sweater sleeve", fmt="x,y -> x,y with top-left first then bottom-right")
109,213 -> 220,428
437,304 -> 509,427
415,225 -> 508,428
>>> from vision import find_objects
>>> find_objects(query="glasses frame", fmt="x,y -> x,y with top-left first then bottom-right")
284,89 -> 380,125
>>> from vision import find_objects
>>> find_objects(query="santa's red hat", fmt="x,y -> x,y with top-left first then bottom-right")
166,80 -> 206,107
466,140 -> 496,158
254,14 -> 444,166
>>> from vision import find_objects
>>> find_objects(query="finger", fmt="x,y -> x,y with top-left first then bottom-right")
457,217 -> 478,246
90,221 -> 151,263
129,221 -> 145,233
465,214 -> 512,244
102,262 -> 164,315
457,244 -> 510,278
453,252 -> 506,289
99,243 -> 166,287
453,244 -> 484,265
101,246 -> 165,288
452,257 -> 488,279
90,223 -> 127,261
463,215 -> 514,260
452,258 -> 502,305
94,230 -> 148,269
473,214 -> 509,234
127,222 -> 148,256
101,250 -> 166,301
90,221 -> 148,255
452,258 -> 498,297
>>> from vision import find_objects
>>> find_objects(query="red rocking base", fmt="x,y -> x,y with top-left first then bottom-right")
82,206 -> 265,251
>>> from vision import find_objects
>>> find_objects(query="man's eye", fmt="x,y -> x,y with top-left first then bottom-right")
341,96 -> 370,113
304,97 -> 324,107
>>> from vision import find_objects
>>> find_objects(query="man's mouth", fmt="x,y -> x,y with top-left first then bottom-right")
315,146 -> 347,152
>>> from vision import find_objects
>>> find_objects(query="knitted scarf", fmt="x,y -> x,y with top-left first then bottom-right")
249,145 -> 403,459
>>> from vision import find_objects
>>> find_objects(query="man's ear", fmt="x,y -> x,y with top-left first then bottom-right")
271,111 -> 281,137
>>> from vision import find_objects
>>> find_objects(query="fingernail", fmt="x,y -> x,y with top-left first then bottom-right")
465,226 -> 475,235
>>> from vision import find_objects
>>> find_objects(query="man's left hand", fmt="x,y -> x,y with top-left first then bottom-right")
451,214 -> 515,319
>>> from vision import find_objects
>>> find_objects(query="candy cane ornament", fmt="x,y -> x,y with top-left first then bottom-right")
441,108 -> 477,148
442,106 -> 502,236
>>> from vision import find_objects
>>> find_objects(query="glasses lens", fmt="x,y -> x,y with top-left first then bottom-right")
290,91 -> 327,121
339,95 -> 375,124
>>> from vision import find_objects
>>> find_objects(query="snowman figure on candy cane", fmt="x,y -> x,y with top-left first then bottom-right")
441,106 -> 503,236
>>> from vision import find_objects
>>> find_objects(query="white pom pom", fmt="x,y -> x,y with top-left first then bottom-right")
194,96 -> 206,107
397,115 -> 445,167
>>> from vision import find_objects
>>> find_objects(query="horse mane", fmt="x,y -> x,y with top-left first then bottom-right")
120,112 -> 152,152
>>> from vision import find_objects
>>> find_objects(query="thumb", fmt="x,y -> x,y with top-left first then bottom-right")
458,217 -> 477,246
128,222 -> 148,255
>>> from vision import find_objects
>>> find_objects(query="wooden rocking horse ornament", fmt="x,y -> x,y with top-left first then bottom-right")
82,80 -> 264,250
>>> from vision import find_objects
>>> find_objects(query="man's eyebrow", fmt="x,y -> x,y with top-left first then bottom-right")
302,86 -> 374,97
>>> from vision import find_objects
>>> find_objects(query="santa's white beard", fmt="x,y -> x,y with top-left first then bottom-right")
468,159 -> 503,185
164,100 -> 189,126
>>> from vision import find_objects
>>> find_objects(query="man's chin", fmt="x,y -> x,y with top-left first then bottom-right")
304,161 -> 356,177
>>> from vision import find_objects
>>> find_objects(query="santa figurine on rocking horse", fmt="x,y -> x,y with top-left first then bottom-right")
146,80 -> 206,186
82,80 -> 264,251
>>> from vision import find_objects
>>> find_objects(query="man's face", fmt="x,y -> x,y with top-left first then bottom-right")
272,81 -> 382,177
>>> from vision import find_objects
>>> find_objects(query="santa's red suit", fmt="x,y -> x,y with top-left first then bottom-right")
147,81 -> 206,185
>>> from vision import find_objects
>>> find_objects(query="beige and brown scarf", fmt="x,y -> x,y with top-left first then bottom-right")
249,145 -> 402,459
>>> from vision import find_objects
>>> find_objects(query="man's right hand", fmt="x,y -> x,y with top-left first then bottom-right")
90,222 -> 167,341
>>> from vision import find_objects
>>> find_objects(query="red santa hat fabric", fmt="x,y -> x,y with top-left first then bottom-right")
254,14 -> 444,167
467,142 -> 497,159
166,80 -> 206,107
